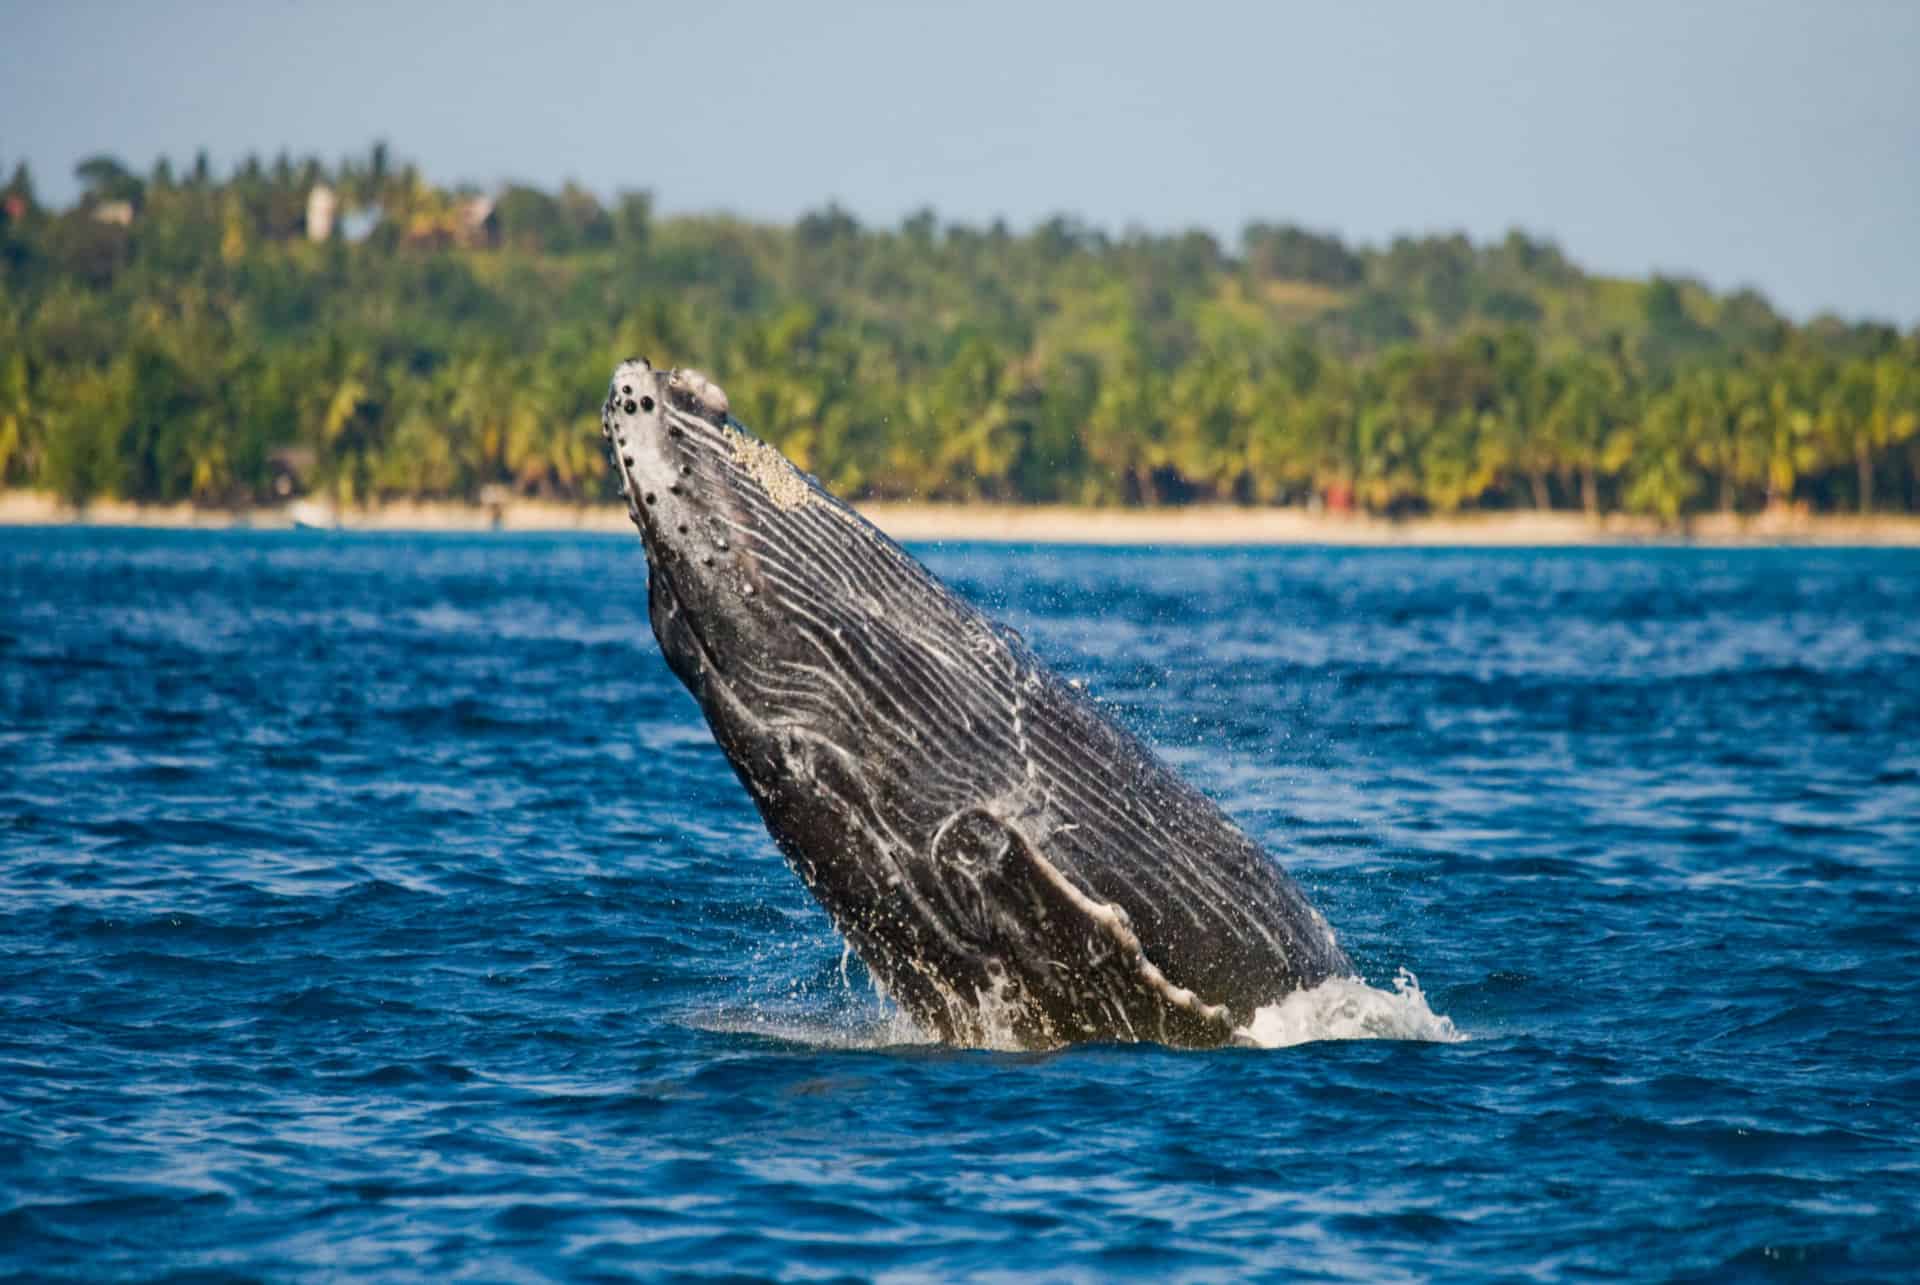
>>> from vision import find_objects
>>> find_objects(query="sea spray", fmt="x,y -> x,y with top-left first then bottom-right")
705,958 -> 1461,1051
1237,968 -> 1464,1048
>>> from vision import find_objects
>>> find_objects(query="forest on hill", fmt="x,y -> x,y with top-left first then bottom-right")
2,145 -> 1916,518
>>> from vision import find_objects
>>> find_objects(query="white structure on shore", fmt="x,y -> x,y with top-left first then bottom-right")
306,184 -> 338,242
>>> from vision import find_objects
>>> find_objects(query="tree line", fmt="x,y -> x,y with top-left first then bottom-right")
2,144 -> 1916,519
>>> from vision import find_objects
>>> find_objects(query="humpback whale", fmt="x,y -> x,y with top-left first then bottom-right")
602,359 -> 1353,1048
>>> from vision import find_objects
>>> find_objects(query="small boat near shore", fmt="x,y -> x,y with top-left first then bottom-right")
285,500 -> 340,531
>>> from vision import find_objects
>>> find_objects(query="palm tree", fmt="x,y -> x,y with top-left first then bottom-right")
0,342 -> 33,486
1756,361 -> 1817,512
1620,393 -> 1700,524
1542,354 -> 1624,517
1820,357 -> 1920,512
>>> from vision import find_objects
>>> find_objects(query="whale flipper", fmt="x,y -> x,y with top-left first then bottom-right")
907,809 -> 1240,1048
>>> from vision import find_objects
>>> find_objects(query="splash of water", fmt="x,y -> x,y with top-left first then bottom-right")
700,966 -> 1461,1051
1235,968 -> 1464,1048
691,1005 -> 934,1050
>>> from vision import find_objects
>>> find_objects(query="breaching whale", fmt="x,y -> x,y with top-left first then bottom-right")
602,359 -> 1353,1048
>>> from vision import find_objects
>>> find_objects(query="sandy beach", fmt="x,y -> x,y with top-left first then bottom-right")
4,490 -> 1919,546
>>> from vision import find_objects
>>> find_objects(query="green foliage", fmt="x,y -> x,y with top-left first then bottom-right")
2,144 -> 1918,520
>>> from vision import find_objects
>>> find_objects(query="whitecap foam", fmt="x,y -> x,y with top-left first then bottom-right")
1235,968 -> 1465,1048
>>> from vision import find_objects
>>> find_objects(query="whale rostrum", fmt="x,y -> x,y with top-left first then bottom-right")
602,358 -> 1354,1048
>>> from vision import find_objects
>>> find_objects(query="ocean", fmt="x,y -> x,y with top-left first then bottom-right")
2,528 -> 1917,1280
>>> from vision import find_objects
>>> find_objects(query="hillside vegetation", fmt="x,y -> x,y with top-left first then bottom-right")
2,146 -> 1916,518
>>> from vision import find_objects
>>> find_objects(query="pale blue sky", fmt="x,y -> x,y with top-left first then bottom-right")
4,0 -> 1916,322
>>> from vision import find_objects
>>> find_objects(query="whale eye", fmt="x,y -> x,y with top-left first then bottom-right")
640,396 -> 656,412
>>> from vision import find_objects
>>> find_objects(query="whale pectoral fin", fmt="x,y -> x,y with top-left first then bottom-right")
926,809 -> 1238,1047
926,809 -> 1061,949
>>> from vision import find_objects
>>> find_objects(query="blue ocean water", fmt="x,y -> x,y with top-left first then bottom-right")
2,528 -> 1918,1282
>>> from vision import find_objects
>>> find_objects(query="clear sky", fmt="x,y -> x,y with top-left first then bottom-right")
4,0 -> 1916,323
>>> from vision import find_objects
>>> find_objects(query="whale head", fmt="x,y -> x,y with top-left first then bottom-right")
603,359 -> 758,697
599,357 -> 877,730
598,356 -> 984,916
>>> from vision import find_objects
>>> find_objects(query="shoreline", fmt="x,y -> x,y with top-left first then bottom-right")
4,491 -> 1920,547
